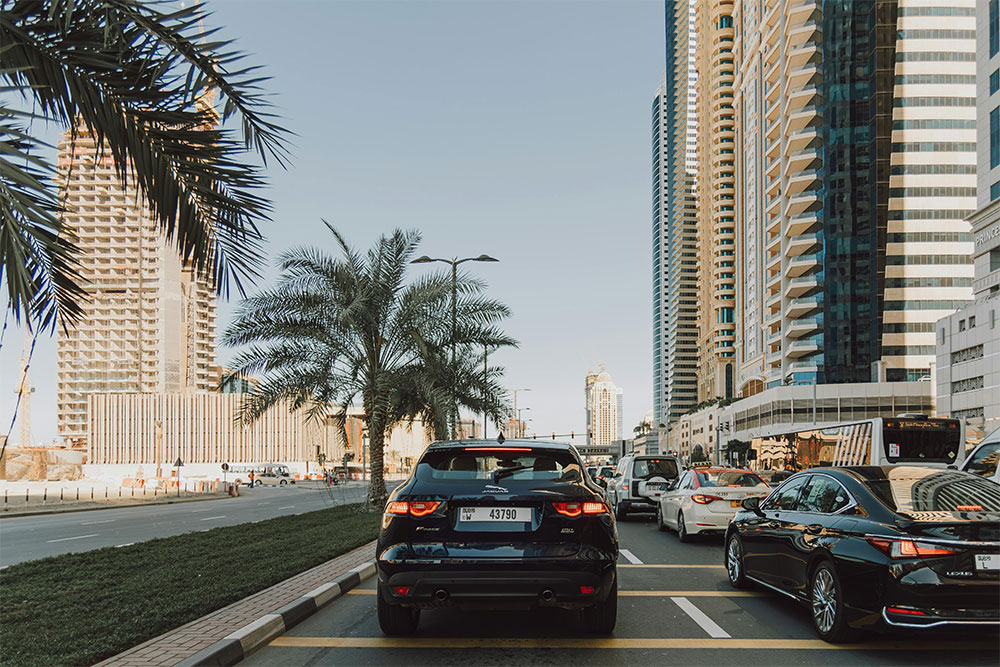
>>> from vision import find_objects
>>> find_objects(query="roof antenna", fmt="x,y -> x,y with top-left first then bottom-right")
497,433 -> 506,444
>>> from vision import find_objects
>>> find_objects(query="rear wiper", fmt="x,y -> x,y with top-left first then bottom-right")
493,465 -> 531,483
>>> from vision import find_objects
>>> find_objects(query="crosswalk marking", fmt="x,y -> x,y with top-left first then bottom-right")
268,637 -> 997,651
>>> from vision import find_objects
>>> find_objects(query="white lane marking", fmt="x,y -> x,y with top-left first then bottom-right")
671,596 -> 731,638
620,549 -> 643,565
47,534 -> 99,543
115,543 -> 134,548
278,505 -> 295,510
199,515 -> 226,521
81,519 -> 116,525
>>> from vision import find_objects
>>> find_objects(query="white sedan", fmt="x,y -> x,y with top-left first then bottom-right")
656,468 -> 770,541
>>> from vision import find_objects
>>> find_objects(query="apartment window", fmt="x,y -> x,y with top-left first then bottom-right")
992,0 -> 1000,57
993,108 -> 1000,169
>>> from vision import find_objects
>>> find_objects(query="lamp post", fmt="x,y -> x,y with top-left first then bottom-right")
411,254 -> 500,439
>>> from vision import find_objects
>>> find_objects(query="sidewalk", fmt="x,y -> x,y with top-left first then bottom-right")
98,540 -> 377,666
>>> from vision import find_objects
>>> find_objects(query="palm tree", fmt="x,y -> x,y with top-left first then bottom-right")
222,224 -> 515,509
1,1 -> 288,329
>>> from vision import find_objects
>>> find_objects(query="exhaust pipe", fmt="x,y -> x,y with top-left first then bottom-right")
540,589 -> 555,602
434,589 -> 450,602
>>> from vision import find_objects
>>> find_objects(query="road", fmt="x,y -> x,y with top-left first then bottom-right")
244,516 -> 1000,666
0,482 -> 377,567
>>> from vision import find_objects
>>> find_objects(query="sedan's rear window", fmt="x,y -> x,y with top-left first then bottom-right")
415,448 -> 582,483
697,471 -> 767,488
862,467 -> 1000,513
632,458 -> 678,479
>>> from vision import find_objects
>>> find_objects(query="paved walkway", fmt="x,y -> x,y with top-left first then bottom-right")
98,540 -> 377,666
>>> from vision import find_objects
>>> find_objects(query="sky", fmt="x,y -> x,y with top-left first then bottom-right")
1,0 -> 665,445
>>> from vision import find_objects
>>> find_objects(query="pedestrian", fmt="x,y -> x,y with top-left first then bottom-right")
249,470 -> 255,487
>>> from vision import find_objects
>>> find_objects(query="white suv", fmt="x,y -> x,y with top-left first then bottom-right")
607,454 -> 681,519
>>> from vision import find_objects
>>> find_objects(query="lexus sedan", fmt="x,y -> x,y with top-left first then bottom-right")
657,467 -> 770,540
376,439 -> 619,635
725,465 -> 1000,643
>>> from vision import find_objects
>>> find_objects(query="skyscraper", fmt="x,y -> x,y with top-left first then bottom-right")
55,130 -> 217,447
654,0 -> 701,425
728,0 -> 975,393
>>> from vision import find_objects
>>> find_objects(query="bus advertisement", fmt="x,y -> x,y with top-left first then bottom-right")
747,417 -> 962,473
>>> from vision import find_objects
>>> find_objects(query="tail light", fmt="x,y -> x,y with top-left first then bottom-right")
384,501 -> 441,517
552,501 -> 608,517
691,494 -> 723,504
866,537 -> 960,559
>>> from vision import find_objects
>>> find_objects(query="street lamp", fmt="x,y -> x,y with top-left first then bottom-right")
411,254 -> 500,439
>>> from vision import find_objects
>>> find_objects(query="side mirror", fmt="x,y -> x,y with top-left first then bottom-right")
741,497 -> 763,515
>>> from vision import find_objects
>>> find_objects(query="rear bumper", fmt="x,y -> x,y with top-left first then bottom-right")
377,560 -> 616,610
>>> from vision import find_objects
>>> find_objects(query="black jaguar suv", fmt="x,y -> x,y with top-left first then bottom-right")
376,439 -> 619,635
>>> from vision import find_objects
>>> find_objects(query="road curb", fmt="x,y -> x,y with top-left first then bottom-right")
177,561 -> 377,666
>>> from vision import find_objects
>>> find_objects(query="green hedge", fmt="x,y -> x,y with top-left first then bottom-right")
0,504 -> 379,666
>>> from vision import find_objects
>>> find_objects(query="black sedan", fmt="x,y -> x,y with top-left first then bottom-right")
376,439 -> 619,635
725,465 -> 1000,642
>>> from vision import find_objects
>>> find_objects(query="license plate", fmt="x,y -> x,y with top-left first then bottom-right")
459,507 -> 531,523
730,500 -> 742,508
974,554 -> 1000,571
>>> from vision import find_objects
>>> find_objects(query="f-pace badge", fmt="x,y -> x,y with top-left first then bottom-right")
483,485 -> 509,494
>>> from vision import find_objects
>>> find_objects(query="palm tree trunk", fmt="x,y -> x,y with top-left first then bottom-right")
366,414 -> 388,509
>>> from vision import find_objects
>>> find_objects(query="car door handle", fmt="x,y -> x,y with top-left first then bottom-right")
806,524 -> 823,535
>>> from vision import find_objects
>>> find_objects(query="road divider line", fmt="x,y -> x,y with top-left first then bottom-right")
80,519 -> 116,525
671,596 -> 730,638
199,515 -> 226,521
46,533 -> 98,543
619,564 -> 724,569
344,589 -> 764,598
619,549 -> 643,565
267,637 -> 998,650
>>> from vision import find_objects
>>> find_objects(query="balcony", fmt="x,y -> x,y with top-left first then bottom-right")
787,252 -> 823,278
786,316 -> 824,339
784,273 -> 823,298
785,296 -> 821,319
786,232 -> 822,257
787,210 -> 821,236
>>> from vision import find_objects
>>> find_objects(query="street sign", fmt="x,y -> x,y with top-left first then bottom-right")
174,458 -> 184,467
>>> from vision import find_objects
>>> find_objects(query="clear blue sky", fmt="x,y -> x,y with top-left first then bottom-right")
1,0 -> 665,444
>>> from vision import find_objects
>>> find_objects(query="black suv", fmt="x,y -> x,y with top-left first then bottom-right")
376,439 -> 619,635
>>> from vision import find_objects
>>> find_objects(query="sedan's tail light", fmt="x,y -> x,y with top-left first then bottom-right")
691,494 -> 723,504
384,501 -> 441,517
552,501 -> 608,517
866,537 -> 960,558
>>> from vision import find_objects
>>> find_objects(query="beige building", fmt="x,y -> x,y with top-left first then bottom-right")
56,131 -> 216,448
696,0 -> 738,401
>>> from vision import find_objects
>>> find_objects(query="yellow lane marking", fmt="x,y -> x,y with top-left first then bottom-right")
346,590 -> 762,597
269,637 -> 997,651
619,564 -> 725,569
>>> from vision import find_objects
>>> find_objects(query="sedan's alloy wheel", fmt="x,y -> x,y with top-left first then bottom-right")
811,567 -> 837,634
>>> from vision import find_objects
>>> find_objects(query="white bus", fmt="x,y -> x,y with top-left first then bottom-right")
747,416 -> 963,473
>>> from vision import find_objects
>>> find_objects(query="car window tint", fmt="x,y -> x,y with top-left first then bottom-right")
965,443 -> 1000,478
761,475 -> 808,511
798,476 -> 851,513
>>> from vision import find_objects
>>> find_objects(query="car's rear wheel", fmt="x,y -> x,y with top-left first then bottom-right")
377,582 -> 420,635
656,504 -> 667,532
810,562 -> 859,644
725,533 -> 749,589
677,511 -> 691,542
581,576 -> 617,634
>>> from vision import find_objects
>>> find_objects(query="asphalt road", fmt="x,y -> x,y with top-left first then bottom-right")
244,515 -> 1000,667
0,482 -> 377,567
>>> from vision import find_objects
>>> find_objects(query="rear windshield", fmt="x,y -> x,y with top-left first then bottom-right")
861,467 -> 1000,513
631,458 -> 678,480
415,448 -> 582,483
697,471 -> 767,488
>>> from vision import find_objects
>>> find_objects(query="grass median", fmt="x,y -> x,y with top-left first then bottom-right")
0,503 -> 379,667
